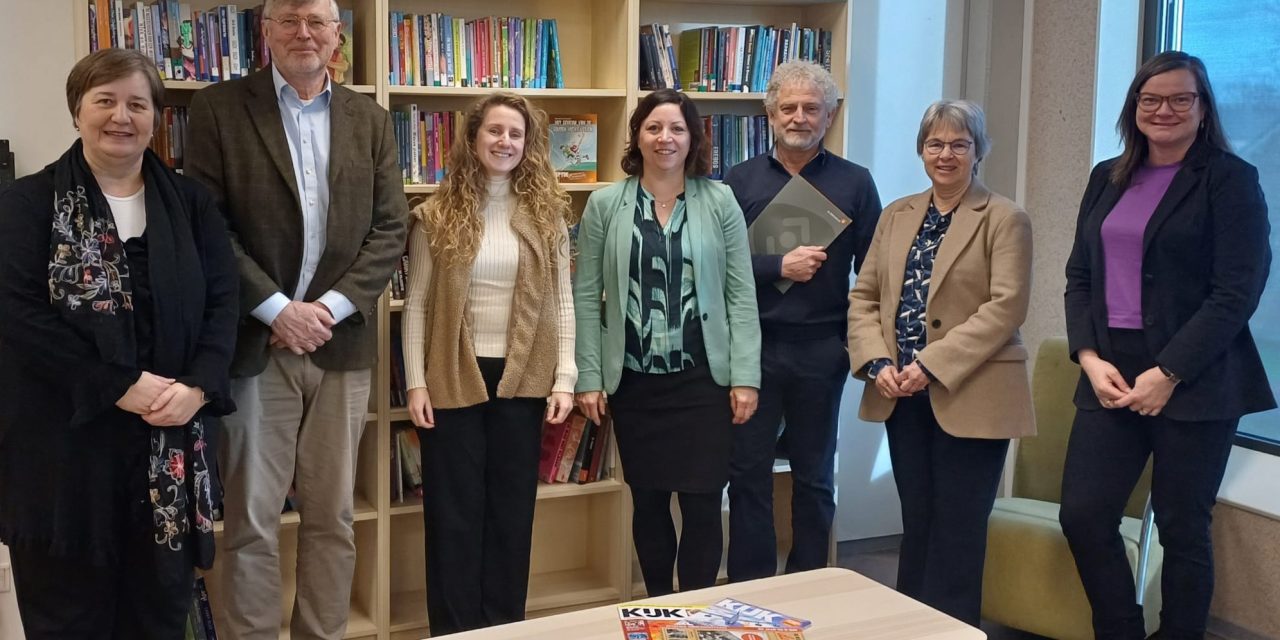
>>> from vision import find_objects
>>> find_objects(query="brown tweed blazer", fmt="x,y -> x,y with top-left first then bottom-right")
186,69 -> 408,377
847,181 -> 1036,439
418,206 -> 562,409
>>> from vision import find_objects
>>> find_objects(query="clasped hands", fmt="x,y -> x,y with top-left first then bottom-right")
116,372 -> 206,427
1079,349 -> 1175,416
407,388 -> 575,430
269,301 -> 336,354
874,362 -> 931,398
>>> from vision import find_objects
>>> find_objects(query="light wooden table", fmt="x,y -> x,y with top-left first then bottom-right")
431,568 -> 986,639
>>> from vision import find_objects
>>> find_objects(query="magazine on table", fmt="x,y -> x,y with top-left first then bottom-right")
618,599 -> 809,639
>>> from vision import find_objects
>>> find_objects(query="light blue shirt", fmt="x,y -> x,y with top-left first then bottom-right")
250,65 -> 356,326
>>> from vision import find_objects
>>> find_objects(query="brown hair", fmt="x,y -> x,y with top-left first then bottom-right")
417,92 -> 571,264
621,89 -> 710,177
66,48 -> 165,130
1111,51 -> 1230,186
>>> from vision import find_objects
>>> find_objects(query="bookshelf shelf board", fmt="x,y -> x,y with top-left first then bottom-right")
365,411 -> 378,423
342,607 -> 378,639
387,86 -> 627,99
389,477 -> 623,518
390,407 -> 411,423
158,80 -> 376,95
527,568 -> 620,612
668,0 -> 846,4
211,497 -> 377,534
389,298 -> 405,311
388,589 -> 429,632
638,90 -> 844,102
403,181 -> 612,194
537,476 -> 626,500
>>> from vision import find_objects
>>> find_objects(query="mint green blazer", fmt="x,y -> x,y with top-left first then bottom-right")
573,176 -> 761,394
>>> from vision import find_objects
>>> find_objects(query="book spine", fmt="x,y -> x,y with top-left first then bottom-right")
89,1 -> 99,52
555,417 -> 586,483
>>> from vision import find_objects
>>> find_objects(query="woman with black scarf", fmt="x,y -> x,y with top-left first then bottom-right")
0,48 -> 238,639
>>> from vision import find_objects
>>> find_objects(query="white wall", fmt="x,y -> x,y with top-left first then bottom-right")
0,5 -> 78,637
0,0 -> 78,178
835,0 -> 952,541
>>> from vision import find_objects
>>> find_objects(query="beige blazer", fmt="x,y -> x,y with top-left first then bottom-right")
847,181 -> 1035,439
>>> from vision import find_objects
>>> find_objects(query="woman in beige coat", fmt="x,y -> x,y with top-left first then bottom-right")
847,99 -> 1034,626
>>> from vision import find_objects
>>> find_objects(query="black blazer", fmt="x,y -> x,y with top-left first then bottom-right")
1064,141 -> 1275,421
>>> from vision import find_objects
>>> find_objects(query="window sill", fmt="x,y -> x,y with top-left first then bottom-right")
1218,443 -> 1280,520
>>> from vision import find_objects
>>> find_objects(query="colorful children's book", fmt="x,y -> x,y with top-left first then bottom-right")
549,114 -> 597,183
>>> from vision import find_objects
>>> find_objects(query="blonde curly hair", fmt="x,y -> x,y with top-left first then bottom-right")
416,92 -> 573,265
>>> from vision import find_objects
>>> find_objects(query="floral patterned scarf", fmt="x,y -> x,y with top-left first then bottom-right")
49,140 -> 216,570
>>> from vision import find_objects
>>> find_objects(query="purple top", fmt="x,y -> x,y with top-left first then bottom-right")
1102,162 -> 1182,328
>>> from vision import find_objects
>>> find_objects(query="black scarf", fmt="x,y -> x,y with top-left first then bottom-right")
49,140 -> 216,570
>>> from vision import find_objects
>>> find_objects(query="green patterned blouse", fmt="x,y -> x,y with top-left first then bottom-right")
623,183 -> 705,373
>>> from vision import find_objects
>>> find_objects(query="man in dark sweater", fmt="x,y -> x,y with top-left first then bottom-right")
723,60 -> 881,581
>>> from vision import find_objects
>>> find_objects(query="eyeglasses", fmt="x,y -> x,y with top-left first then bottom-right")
1136,92 -> 1200,113
923,139 -> 974,156
266,16 -> 339,34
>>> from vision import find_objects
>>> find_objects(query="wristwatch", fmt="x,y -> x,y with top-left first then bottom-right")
1157,364 -> 1182,385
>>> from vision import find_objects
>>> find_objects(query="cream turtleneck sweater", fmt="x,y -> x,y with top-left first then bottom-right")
402,177 -> 577,394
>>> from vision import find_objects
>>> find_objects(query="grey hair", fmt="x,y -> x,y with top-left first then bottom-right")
263,0 -> 340,19
915,99 -> 991,172
763,60 -> 839,114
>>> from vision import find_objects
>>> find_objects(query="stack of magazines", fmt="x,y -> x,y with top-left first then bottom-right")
618,598 -> 810,639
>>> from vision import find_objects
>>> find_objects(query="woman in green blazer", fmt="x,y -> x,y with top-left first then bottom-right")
574,89 -> 761,596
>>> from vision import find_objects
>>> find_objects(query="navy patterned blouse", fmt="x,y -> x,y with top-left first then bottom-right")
868,201 -> 954,379
623,183 -> 705,373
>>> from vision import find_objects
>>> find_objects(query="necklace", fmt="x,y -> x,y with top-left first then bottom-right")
654,196 -> 678,209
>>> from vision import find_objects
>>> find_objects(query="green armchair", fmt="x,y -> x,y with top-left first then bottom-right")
981,337 -> 1162,638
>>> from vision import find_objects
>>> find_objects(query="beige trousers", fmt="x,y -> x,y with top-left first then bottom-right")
218,350 -> 371,640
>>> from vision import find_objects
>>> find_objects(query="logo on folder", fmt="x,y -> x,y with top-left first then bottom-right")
747,175 -> 852,292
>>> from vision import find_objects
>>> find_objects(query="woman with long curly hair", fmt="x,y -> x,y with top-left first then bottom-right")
400,92 -> 576,635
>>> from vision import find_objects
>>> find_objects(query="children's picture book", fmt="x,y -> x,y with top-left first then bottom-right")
619,601 -> 808,640
327,9 -> 355,84
549,113 -> 598,183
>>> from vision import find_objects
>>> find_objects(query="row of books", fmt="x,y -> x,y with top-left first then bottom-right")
86,2 -> 358,85
392,106 -> 460,185
389,13 -> 564,89
389,329 -> 409,408
705,114 -> 774,180
642,23 -> 834,93
538,412 -> 613,485
389,252 -> 412,302
391,424 -> 425,502
150,106 -> 189,170
392,110 -> 599,185
185,576 -> 218,640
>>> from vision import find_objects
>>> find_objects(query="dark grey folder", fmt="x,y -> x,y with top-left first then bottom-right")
747,174 -> 851,292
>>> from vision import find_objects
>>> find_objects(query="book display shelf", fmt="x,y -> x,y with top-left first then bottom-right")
70,0 -> 851,637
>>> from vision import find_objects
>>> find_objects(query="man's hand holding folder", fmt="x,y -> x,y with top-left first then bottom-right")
747,174 -> 851,292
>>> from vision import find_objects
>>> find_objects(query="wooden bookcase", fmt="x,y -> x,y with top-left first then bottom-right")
69,0 -> 852,637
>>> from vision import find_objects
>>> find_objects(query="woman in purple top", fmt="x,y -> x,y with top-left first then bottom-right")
1061,51 -> 1274,640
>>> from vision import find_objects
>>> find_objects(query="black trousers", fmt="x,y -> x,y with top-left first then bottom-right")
630,487 -> 723,596
727,334 -> 847,581
10,541 -> 192,640
885,395 -> 1009,627
418,357 -> 544,636
1060,329 -> 1238,640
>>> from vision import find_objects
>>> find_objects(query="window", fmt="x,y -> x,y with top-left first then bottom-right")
1149,0 -> 1280,450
